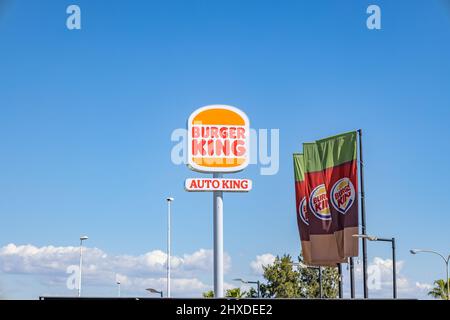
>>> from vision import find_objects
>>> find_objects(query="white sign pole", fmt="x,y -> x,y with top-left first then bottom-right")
167,199 -> 171,298
213,172 -> 224,298
187,105 -> 250,299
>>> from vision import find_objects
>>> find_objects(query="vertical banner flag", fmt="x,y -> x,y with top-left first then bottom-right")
293,131 -> 359,266
303,143 -> 345,266
293,154 -> 311,265
316,131 -> 359,258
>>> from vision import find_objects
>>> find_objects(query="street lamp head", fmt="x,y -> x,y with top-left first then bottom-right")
410,249 -> 419,255
294,262 -> 307,268
353,234 -> 377,241
166,197 -> 174,202
116,281 -> 121,285
233,278 -> 246,283
146,288 -> 159,294
80,236 -> 88,241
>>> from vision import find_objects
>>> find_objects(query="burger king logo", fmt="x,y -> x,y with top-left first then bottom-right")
331,178 -> 355,214
309,184 -> 331,221
298,197 -> 309,225
187,105 -> 250,173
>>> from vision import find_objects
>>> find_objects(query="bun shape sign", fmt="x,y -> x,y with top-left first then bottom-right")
187,105 -> 250,173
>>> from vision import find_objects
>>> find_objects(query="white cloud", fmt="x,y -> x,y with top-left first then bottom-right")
0,243 -> 229,278
347,257 -> 432,299
250,253 -> 276,275
0,244 -> 435,299
247,253 -> 433,299
0,243 -> 104,275
415,282 -> 432,291
0,243 -> 231,297
181,249 -> 231,274
366,257 -> 406,290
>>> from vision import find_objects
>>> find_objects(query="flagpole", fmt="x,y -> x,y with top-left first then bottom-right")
357,129 -> 369,299
349,257 -> 355,298
318,267 -> 323,298
338,264 -> 343,298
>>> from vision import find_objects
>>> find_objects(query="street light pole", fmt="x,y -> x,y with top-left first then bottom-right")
117,281 -> 121,297
354,234 -> 397,299
146,288 -> 164,298
291,262 -> 323,298
78,236 -> 88,298
233,279 -> 261,298
410,249 -> 450,300
256,280 -> 260,298
375,237 -> 397,299
166,197 -> 174,298
373,237 -> 397,299
391,238 -> 397,299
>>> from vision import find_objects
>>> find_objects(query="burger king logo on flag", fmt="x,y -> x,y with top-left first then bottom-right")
298,197 -> 309,225
309,184 -> 331,221
187,105 -> 250,173
331,177 -> 355,214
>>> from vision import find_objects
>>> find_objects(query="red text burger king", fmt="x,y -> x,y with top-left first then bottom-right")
187,105 -> 250,173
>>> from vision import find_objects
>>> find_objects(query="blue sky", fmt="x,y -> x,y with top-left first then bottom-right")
1,0 -> 450,299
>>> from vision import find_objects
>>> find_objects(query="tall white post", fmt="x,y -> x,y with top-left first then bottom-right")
78,240 -> 83,297
213,173 -> 224,298
167,198 -> 172,298
446,259 -> 449,300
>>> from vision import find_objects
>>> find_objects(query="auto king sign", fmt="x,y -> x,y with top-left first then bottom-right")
185,105 -> 251,297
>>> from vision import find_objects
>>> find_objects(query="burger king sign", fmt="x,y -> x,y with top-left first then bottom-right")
185,105 -> 251,297
187,105 -> 250,173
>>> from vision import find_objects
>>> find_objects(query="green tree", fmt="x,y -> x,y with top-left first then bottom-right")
260,254 -> 339,298
260,254 -> 301,298
428,279 -> 449,300
245,287 -> 258,298
298,261 -> 339,298
225,288 -> 246,298
202,290 -> 214,298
